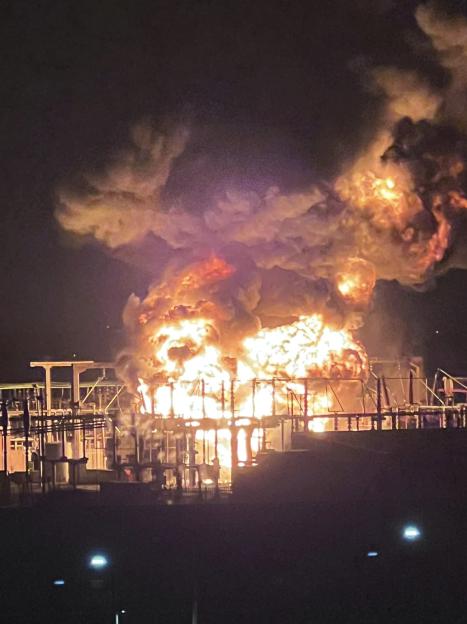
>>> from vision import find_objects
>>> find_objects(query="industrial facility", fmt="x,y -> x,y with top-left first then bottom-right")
1,355 -> 466,505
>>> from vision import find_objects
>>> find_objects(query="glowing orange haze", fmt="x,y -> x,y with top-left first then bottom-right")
133,165 -> 460,472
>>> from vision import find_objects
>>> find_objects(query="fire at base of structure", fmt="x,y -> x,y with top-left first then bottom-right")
0,357 -> 465,492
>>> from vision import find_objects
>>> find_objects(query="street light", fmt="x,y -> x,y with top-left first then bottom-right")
402,524 -> 422,541
89,553 -> 109,570
52,578 -> 66,586
88,552 -> 122,621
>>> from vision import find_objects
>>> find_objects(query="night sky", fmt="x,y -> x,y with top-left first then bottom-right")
2,0 -> 467,380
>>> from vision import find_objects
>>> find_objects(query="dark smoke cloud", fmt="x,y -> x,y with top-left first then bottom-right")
55,2 -> 467,382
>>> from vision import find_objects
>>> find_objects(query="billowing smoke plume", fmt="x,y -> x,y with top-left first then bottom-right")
416,2 -> 467,128
56,3 -> 467,392
57,123 -> 194,248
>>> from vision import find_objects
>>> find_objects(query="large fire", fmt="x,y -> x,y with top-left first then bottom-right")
55,2 -> 467,485
133,157 -> 458,479
133,152 -> 460,478
335,258 -> 376,306
136,256 -> 368,478
138,311 -> 367,418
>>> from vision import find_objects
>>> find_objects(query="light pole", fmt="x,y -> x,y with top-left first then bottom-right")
88,552 -> 127,622
88,552 -> 116,622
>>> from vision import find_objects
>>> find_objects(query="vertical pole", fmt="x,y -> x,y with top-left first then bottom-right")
71,365 -> 81,460
170,382 -> 175,418
252,380 -> 256,419
188,432 -> 196,487
201,379 -> 206,420
303,379 -> 309,432
61,419 -> 66,458
191,575 -> 198,624
23,399 -> 30,482
1,402 -> 8,473
409,370 -> 414,405
376,377 -> 382,431
44,366 -> 52,415
221,381 -> 225,419
230,380 -> 237,478
131,411 -> 139,480
230,380 -> 235,421
272,378 -> 276,419
71,365 -> 80,405
290,391 -> 295,433
246,427 -> 253,465
175,436 -> 180,470
82,418 -> 86,458
38,391 -> 46,492
202,378 -> 206,464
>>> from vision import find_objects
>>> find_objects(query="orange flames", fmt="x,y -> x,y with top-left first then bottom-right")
335,154 -> 456,284
241,315 -> 366,380
132,148 -> 461,478
135,256 -> 368,477
179,255 -> 236,290
336,258 -> 376,306
138,311 -> 367,416
336,162 -> 423,230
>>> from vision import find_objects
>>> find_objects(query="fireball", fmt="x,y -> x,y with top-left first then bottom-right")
335,258 -> 376,306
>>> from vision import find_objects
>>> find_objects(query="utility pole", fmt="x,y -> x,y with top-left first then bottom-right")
1,402 -> 8,473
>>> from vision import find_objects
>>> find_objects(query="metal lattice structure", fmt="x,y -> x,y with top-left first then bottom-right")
2,357 -> 467,500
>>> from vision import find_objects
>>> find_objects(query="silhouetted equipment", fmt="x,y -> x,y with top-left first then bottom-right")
5,358 -> 467,502
1,402 -> 8,473
22,400 -> 30,437
1,402 -> 8,432
409,369 -> 415,405
23,400 -> 30,479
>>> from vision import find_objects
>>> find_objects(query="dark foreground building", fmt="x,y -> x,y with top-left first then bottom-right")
3,427 -> 467,623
